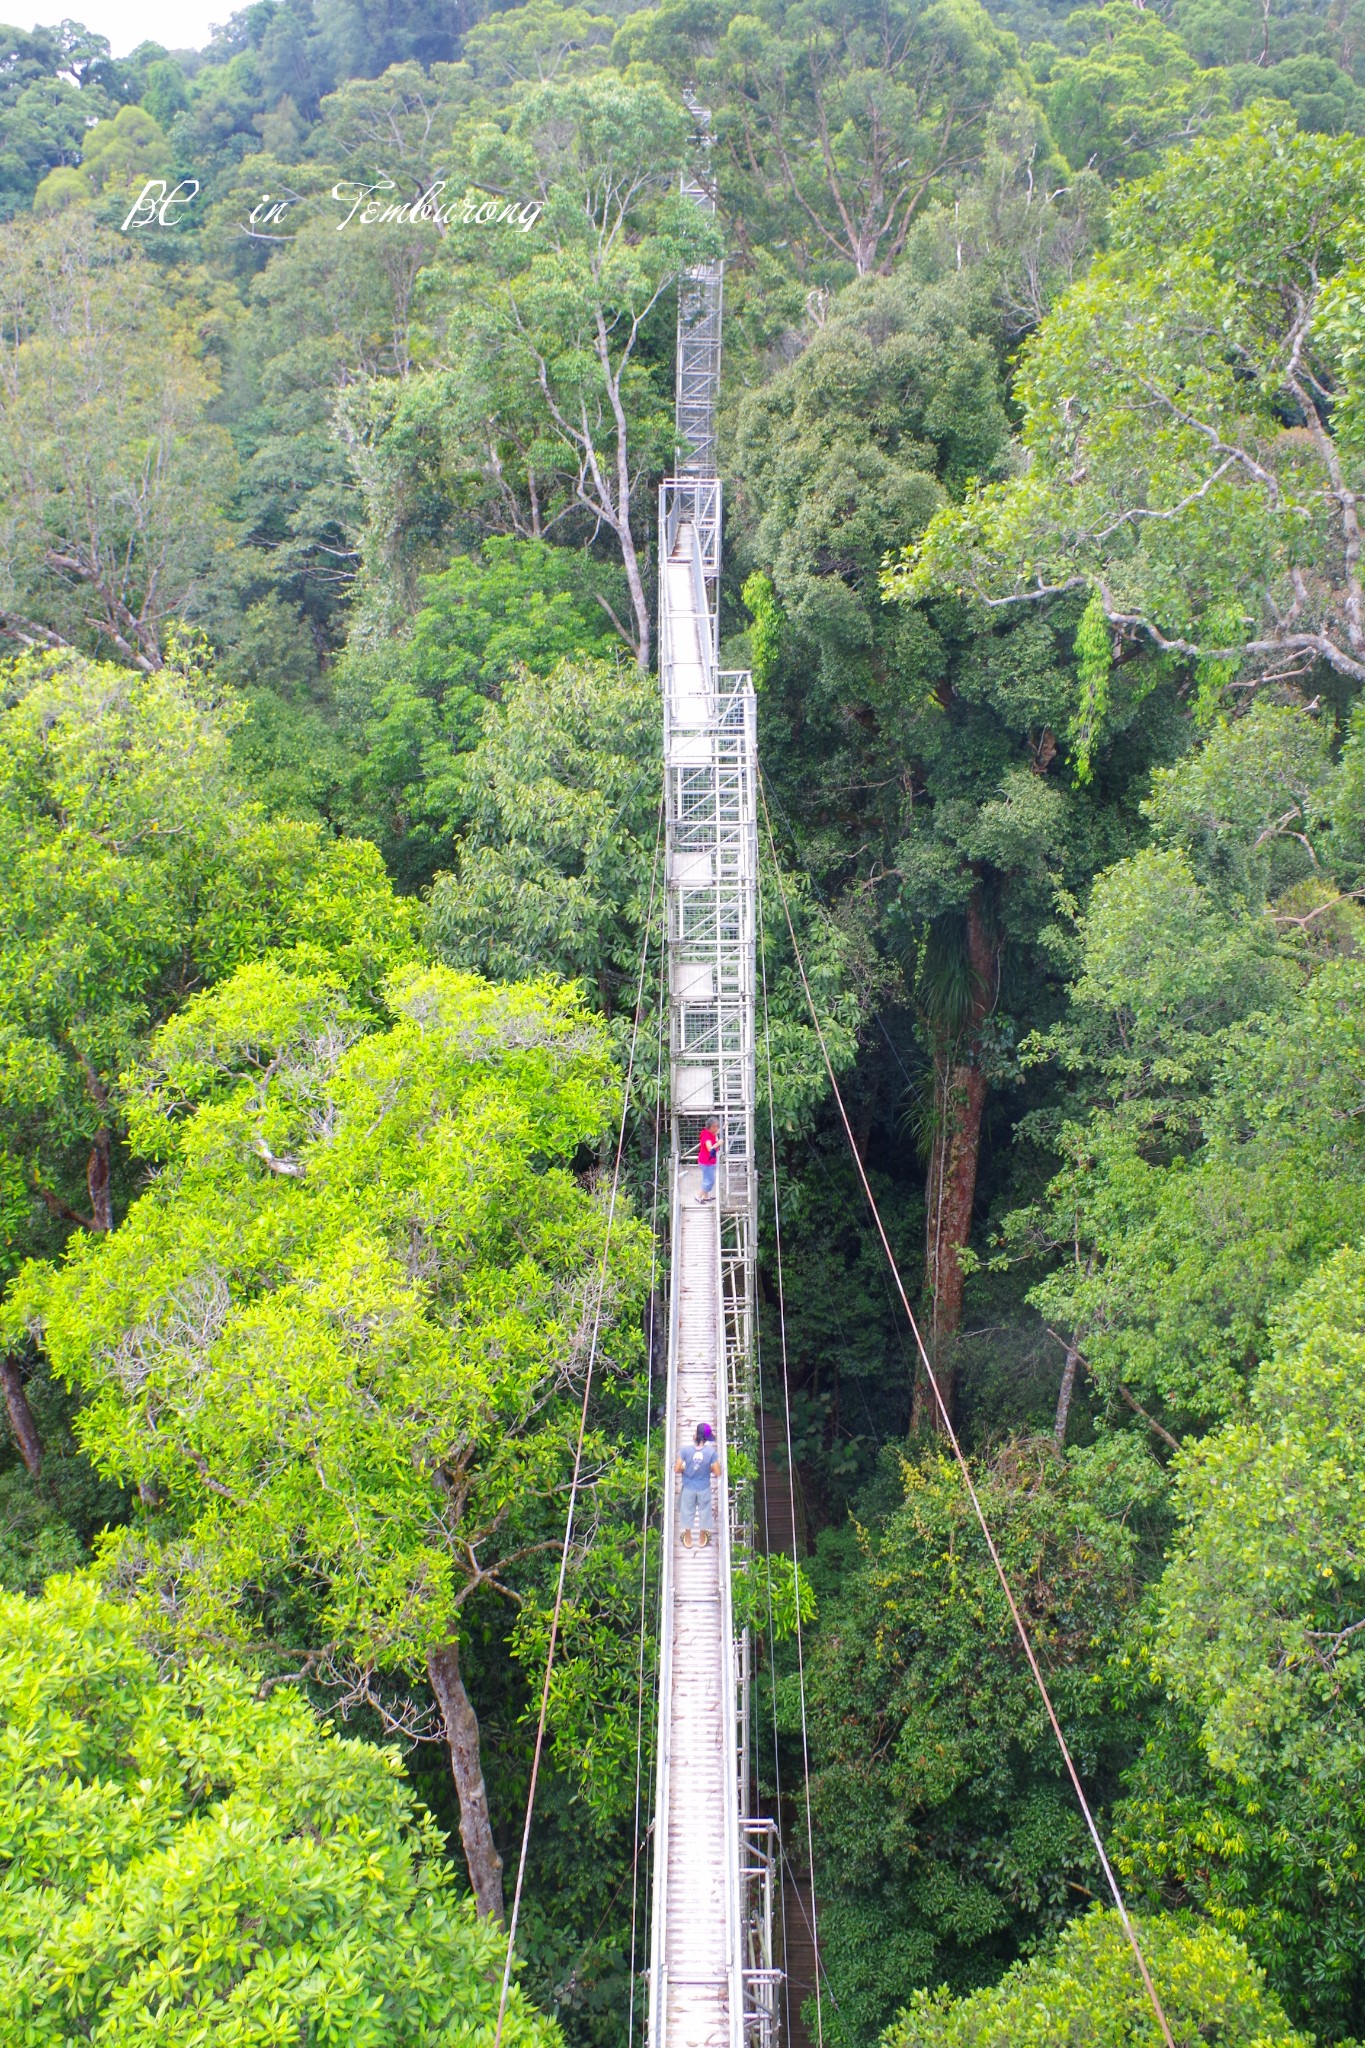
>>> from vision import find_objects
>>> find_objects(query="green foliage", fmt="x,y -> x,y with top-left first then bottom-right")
882,1908 -> 1308,2047
734,265 -> 1010,685
801,1439 -> 1153,2041
741,572 -> 783,690
0,22 -> 117,221
342,72 -> 720,660
336,545 -> 623,889
1114,1245 -> 1365,2032
9,961 -> 652,1773
1071,587 -> 1112,780
1010,700 -> 1365,1431
140,56 -> 189,131
0,1356 -> 128,1594
732,1548 -> 816,1640
33,102 -> 170,208
0,647 -> 414,1279
0,211 -> 237,669
0,1572 -> 559,2046
1170,0 -> 1365,77
425,656 -> 659,1000
891,115 -> 1365,703
1036,4 -> 1227,183
619,0 -> 1033,284
410,541 -> 622,696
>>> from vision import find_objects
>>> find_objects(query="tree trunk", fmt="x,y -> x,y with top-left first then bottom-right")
619,514 -> 651,671
1054,1340 -> 1081,1447
915,894 -> 997,1433
0,1356 -> 42,1477
87,1127 -> 113,1232
426,1638 -> 505,1921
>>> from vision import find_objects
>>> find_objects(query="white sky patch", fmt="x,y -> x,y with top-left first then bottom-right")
20,1 -> 217,59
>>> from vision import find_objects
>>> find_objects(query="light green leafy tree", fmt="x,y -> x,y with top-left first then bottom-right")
8,961 -> 653,1921
0,1572 -> 559,2047
887,117 -> 1365,713
32,102 -> 171,209
0,647 -> 414,1486
882,1907 -> 1308,2048
1116,1244 -> 1365,2032
0,636 -> 411,1574
1002,700 -> 1365,1435
461,2 -> 615,86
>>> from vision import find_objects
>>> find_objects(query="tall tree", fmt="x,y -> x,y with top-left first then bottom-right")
1,1572 -> 560,2046
0,213 -> 236,670
1117,1244 -> 1365,2034
10,961 -> 652,1919
618,0 -> 1029,282
0,646 -> 414,1479
345,75 -> 721,662
891,117 -> 1365,702
1033,1 -> 1227,182
1005,700 -> 1365,1439
732,253 -> 1147,1421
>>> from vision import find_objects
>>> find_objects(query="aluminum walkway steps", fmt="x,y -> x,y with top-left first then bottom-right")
661,1164 -> 730,2048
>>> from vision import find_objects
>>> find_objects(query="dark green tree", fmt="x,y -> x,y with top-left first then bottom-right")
799,1435 -> 1163,2041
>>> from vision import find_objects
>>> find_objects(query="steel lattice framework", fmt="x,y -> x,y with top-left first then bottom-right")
648,109 -> 778,2048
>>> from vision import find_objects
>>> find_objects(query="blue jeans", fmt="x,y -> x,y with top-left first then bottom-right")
700,1162 -> 717,1195
679,1484 -> 715,1534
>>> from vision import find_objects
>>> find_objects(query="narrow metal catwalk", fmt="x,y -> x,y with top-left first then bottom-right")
648,112 -> 779,2048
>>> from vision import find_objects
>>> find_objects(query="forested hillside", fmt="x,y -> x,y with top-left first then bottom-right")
2,0 -> 1365,2041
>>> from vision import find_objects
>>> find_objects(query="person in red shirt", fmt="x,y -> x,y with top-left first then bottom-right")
697,1123 -> 718,1204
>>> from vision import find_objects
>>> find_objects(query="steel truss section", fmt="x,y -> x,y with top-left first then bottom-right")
740,1822 -> 781,2047
662,477 -> 722,581
676,262 -> 723,477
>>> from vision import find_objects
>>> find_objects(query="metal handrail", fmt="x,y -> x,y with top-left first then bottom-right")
646,1159 -> 681,2048
650,110 -> 777,2048
712,1181 -> 746,2048
648,1161 -> 747,2048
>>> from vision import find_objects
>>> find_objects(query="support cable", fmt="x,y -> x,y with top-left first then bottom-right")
752,1318 -> 794,2048
756,868 -> 825,2048
757,777 -> 1177,2048
494,805 -> 666,2048
627,908 -> 670,2048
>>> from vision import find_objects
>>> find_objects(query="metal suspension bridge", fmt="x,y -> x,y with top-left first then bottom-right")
647,116 -> 781,2048
501,100 -> 1177,2048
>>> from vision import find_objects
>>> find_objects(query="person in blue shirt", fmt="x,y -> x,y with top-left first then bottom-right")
676,1422 -> 721,1547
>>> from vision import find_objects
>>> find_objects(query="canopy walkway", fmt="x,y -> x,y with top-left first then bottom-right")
648,123 -> 780,2048
503,108 -> 1173,2048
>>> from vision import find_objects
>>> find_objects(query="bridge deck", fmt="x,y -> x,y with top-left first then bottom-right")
662,1164 -> 730,2048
